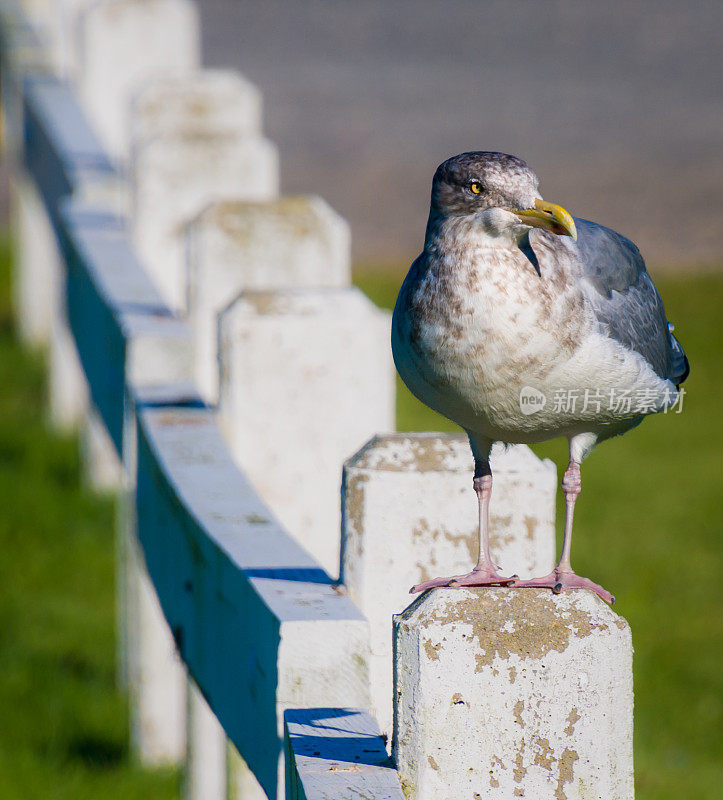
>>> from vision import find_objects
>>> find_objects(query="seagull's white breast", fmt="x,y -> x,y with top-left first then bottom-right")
392,234 -> 672,443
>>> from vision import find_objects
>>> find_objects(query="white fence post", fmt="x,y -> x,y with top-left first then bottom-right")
75,0 -> 200,161
218,287 -> 395,579
186,681 -> 227,800
394,588 -> 634,800
341,434 -> 557,740
47,1 -> 95,78
47,277 -> 89,430
10,176 -> 59,345
187,196 -> 350,401
130,69 -> 263,147
131,131 -> 278,312
127,531 -> 188,764
80,403 -> 122,491
18,0 -> 54,28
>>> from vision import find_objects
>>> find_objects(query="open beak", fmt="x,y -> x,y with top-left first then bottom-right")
512,198 -> 577,240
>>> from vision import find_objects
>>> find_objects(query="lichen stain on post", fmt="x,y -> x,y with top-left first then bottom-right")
564,708 -> 581,736
351,433 -> 467,472
343,471 -> 369,545
555,747 -> 579,800
423,638 -> 440,661
155,411 -> 206,427
533,736 -> 555,771
513,740 -> 527,783
395,589 -> 633,800
441,526 -> 477,563
415,560 -> 432,583
412,517 -> 478,567
216,198 -> 319,242
428,591 -> 607,669
241,290 -> 282,315
524,515 -> 538,540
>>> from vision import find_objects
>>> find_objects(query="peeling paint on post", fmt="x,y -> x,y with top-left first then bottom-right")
341,433 -> 557,739
393,588 -> 634,800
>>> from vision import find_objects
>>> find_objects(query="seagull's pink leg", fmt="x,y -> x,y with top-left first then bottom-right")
410,464 -> 516,594
513,460 -> 615,605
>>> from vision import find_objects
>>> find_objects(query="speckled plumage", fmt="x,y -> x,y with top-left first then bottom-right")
393,152 -> 688,461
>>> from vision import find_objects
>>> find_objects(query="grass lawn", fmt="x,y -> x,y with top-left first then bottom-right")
0,223 -> 719,799
356,263 -> 722,800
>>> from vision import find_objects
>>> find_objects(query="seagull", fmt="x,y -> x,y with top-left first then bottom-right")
392,152 -> 689,604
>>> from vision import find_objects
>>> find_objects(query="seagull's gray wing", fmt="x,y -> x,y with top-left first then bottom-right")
571,218 -> 689,386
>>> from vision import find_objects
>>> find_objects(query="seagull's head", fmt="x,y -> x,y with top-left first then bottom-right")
428,151 -> 576,244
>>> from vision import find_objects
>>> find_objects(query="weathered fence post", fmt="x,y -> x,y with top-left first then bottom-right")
341,434 -> 557,740
46,0 -> 97,79
218,287 -> 395,579
47,294 -> 89,430
11,176 -> 59,346
80,404 -> 122,491
130,130 -> 278,313
394,588 -> 634,800
130,69 -> 263,147
127,530 -> 188,763
186,681 -> 227,800
75,0 -> 200,161
187,196 -> 350,400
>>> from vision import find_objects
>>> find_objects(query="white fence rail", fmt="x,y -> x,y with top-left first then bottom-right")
1,2 -> 635,798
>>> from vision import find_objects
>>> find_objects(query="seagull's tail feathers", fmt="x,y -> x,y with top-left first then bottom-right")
667,323 -> 690,388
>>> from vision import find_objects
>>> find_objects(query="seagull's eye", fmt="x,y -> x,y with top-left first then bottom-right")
469,182 -> 482,195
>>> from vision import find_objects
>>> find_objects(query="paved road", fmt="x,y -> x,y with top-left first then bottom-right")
200,0 -> 722,268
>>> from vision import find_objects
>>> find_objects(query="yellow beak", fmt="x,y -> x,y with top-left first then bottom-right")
513,198 -> 577,240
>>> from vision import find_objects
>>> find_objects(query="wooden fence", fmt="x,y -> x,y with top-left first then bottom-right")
0,3 -> 635,799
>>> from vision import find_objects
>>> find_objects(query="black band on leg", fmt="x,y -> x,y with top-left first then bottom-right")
474,459 -> 492,479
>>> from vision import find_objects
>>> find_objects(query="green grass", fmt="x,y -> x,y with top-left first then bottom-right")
0,235 -> 181,798
355,264 -> 722,799
0,224 -> 719,798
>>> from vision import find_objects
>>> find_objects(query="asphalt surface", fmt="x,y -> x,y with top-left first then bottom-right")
198,0 -> 722,267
